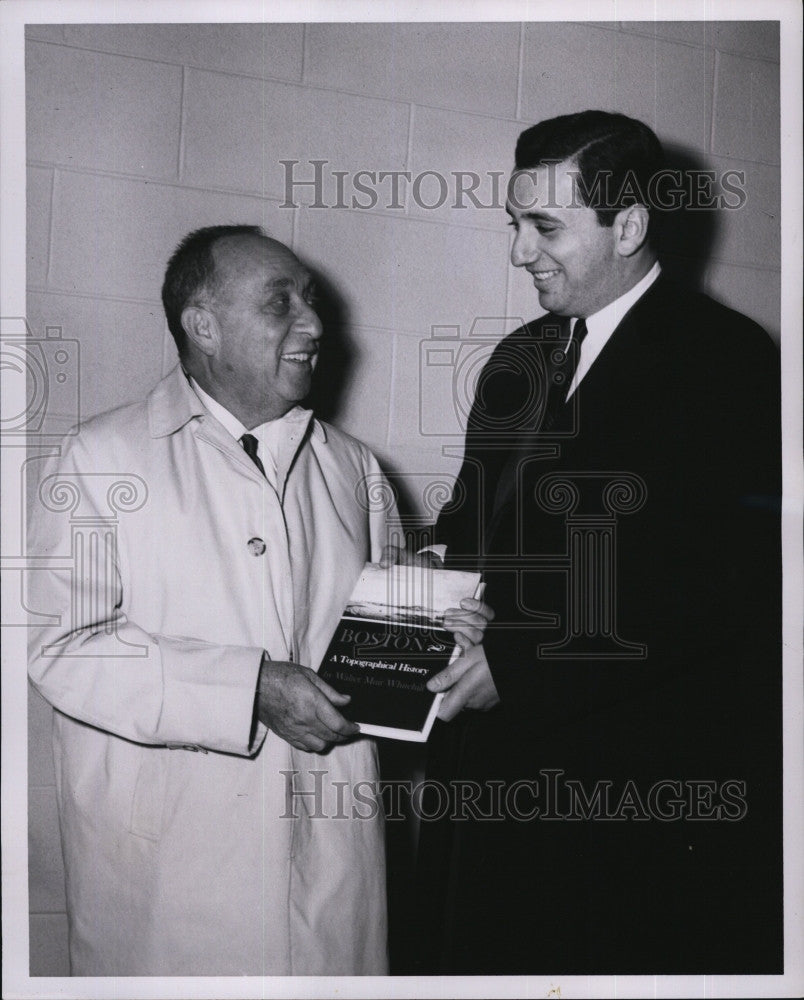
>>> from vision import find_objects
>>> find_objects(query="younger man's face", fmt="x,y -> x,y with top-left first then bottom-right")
507,158 -> 623,319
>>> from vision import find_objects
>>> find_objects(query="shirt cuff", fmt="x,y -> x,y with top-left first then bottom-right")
417,544 -> 447,563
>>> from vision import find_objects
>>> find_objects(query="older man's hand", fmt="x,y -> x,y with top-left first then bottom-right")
426,644 -> 500,721
256,656 -> 359,752
379,543 -> 443,569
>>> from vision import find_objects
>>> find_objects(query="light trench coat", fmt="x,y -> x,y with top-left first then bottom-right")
28,365 -> 393,976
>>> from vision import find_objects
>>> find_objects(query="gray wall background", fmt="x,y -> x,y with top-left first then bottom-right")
25,20 -> 780,975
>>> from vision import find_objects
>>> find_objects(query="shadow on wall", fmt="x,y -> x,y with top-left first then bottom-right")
654,144 -> 718,291
305,266 -> 433,536
305,266 -> 355,425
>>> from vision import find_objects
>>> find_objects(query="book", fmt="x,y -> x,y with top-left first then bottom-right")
317,562 -> 483,741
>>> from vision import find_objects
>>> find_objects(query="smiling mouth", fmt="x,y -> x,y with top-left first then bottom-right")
281,350 -> 317,364
530,268 -> 561,281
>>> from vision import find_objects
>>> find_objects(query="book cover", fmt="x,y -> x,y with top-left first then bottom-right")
318,562 -> 482,741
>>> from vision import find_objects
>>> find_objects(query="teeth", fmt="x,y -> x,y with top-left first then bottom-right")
282,353 -> 312,362
532,269 -> 560,279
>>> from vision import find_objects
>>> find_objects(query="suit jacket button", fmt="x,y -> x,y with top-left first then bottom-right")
248,537 -> 266,556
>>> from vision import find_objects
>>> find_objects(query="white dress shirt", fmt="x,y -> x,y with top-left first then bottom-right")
189,376 -> 300,489
566,261 -> 662,398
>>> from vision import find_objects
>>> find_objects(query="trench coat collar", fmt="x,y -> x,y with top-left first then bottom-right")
147,365 -> 327,443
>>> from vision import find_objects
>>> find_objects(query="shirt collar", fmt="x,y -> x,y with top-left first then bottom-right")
189,376 -> 248,442
189,376 -> 322,446
572,261 -> 662,341
147,365 -> 326,442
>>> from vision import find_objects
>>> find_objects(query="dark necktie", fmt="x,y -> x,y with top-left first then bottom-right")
565,317 -> 588,389
541,317 -> 589,432
240,433 -> 266,477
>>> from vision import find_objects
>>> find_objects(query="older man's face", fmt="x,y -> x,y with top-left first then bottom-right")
208,235 -> 322,420
507,159 -> 622,319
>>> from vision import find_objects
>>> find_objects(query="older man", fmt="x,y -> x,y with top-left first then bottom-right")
415,112 -> 782,973
28,226 -> 393,975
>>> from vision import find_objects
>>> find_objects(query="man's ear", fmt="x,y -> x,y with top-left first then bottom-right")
614,204 -> 650,257
181,305 -> 219,357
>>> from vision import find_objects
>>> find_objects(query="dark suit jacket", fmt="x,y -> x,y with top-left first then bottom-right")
416,276 -> 782,974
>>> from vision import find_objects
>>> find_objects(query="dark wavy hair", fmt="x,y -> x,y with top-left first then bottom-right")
161,224 -> 263,358
515,110 -> 665,228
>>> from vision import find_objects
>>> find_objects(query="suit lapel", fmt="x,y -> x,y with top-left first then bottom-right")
483,277 -> 669,551
483,315 -> 570,551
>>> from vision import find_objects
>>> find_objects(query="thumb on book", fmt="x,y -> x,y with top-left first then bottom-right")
311,672 -> 351,704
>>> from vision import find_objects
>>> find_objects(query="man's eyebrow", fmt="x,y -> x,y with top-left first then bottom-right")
505,207 -> 564,224
263,272 -> 315,291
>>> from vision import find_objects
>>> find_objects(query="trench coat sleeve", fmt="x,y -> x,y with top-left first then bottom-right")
27,433 -> 266,757
363,450 -> 399,562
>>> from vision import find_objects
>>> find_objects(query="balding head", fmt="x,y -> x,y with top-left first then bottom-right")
162,224 -> 281,359
208,232 -> 299,308
174,227 -> 322,427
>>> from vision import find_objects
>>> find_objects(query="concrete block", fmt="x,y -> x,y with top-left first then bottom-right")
712,51 -> 780,163
614,32 -> 715,151
27,166 -> 52,288
704,261 -> 780,343
26,292 -> 167,419
707,158 -> 779,269
391,319 -> 518,452
26,41 -> 182,179
310,324 -> 393,452
711,21 -> 779,61
521,24 -> 619,124
409,107 -> 523,229
296,209 -> 510,337
62,22 -> 304,80
522,25 -> 715,152
368,443 -> 463,526
306,23 -> 520,117
390,330 -> 448,451
623,18 -> 778,60
28,786 -> 66,914
183,69 -> 409,201
619,21 -> 710,47
48,172 -> 294,301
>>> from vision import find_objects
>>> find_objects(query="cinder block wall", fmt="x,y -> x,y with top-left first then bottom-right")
25,21 -> 780,975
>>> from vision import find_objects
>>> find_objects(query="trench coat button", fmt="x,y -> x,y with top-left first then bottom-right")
247,537 -> 266,556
